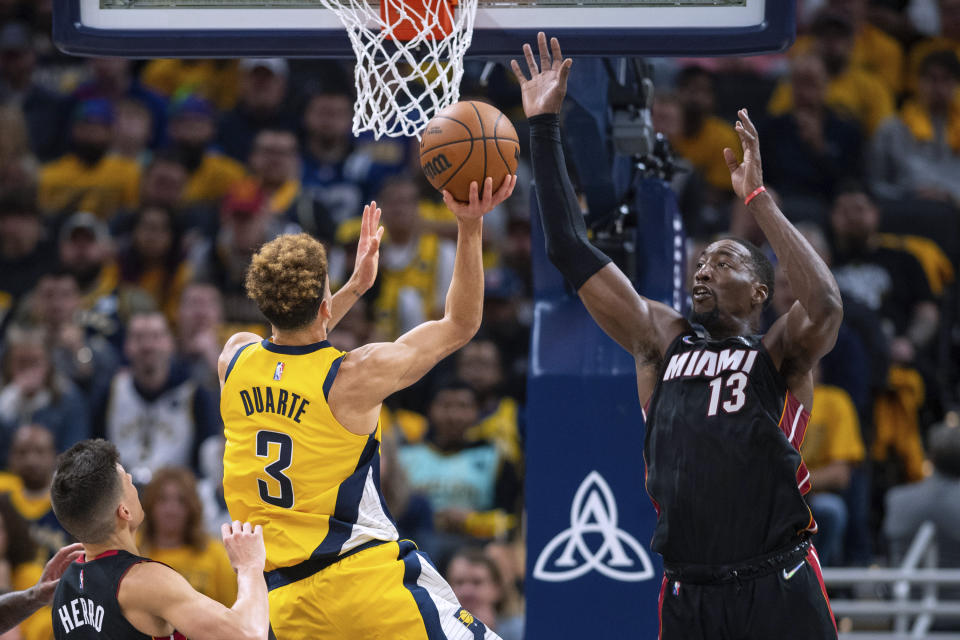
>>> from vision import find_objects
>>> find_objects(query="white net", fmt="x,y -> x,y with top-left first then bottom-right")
314,0 -> 478,139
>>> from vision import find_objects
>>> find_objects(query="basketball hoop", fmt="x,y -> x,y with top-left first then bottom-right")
314,0 -> 478,139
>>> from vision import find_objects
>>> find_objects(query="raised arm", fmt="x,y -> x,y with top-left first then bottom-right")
119,521 -> 269,640
328,201 -> 384,331
330,177 -> 516,433
511,33 -> 688,368
725,109 -> 843,382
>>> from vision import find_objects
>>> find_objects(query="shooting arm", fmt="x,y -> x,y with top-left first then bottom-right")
330,179 -> 515,431
340,216 -> 485,405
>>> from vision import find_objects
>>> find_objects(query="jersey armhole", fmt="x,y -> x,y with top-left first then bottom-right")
322,354 -> 346,401
223,342 -> 256,383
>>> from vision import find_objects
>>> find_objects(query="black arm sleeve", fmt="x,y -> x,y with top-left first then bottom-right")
530,113 -> 612,290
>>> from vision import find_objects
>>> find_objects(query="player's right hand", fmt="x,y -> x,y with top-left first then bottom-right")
511,32 -> 573,118
33,543 -> 84,604
222,521 -> 266,573
443,175 -> 517,220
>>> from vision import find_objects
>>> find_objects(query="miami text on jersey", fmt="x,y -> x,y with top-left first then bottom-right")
662,348 -> 759,381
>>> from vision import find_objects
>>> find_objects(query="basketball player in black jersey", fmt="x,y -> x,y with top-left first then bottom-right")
49,439 -> 270,640
512,34 -> 843,639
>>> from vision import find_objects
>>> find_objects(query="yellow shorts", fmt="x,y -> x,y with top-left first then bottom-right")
267,540 -> 501,640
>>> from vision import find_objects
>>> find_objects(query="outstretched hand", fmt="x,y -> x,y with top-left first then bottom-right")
510,32 -> 573,118
33,543 -> 84,604
723,108 -> 764,201
222,521 -> 266,573
443,175 -> 517,220
350,201 -> 385,293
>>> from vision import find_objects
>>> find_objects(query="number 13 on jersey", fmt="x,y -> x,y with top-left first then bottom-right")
706,372 -> 749,417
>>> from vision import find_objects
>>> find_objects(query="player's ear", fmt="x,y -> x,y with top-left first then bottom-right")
753,283 -> 768,308
117,501 -> 132,523
319,298 -> 332,321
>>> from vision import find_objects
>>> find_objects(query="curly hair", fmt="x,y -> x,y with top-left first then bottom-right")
140,467 -> 208,552
245,233 -> 328,330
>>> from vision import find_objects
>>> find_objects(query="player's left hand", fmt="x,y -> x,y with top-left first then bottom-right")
443,175 -> 517,220
349,201 -> 385,293
724,108 -> 764,201
32,543 -> 84,604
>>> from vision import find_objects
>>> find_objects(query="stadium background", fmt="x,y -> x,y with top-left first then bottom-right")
1,0 -> 959,636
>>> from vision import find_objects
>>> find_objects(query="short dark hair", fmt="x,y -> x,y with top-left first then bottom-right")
0,187 -> 38,218
428,377 -> 478,406
674,65 -> 714,90
0,494 -> 38,566
726,237 -> 775,309
810,9 -> 854,38
51,439 -> 123,543
930,424 -> 960,478
919,50 -> 960,80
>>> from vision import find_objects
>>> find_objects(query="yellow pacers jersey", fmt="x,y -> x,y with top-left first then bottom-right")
221,339 -> 398,573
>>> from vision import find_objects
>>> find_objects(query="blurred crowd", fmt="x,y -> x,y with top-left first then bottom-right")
0,0 -> 959,637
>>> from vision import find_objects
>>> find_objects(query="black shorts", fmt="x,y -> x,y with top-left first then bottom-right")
658,541 -> 837,640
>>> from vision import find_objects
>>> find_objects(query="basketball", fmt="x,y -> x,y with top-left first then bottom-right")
419,101 -> 520,203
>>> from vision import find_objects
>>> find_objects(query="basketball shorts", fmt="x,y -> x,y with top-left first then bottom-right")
267,540 -> 502,640
659,540 -> 837,640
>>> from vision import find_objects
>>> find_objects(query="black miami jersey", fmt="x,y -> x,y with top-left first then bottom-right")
52,550 -> 176,640
644,332 -> 815,566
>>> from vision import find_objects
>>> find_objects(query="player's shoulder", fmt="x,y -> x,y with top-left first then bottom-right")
118,559 -> 186,603
218,332 -> 263,381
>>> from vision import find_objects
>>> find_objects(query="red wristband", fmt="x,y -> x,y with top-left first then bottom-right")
744,185 -> 766,206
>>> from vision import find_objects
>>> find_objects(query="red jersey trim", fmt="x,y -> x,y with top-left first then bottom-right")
79,549 -> 121,563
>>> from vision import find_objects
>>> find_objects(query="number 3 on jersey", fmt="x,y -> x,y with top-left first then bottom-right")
256,431 -> 294,508
707,372 -> 749,416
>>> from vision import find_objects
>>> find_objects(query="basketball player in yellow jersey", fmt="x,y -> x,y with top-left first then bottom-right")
218,178 -> 516,640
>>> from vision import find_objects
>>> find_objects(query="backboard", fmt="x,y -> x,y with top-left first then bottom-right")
54,0 -> 795,58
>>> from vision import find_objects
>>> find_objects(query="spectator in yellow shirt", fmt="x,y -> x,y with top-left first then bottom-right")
0,425 -> 72,562
793,0 -> 905,95
769,11 -> 895,135
137,467 -> 238,608
38,100 -> 140,220
0,495 -> 49,640
803,369 -> 867,566
167,94 -> 246,207
117,204 -> 193,322
140,59 -> 240,112
905,0 -> 960,94
669,66 -> 739,197
373,176 -> 455,340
